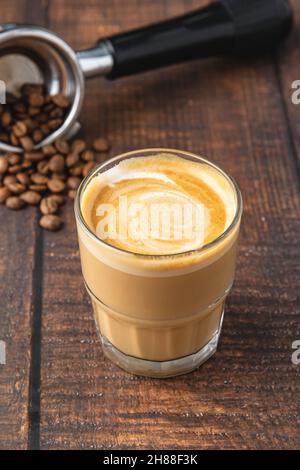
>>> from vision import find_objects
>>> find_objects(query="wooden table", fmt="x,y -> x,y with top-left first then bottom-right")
0,0 -> 299,450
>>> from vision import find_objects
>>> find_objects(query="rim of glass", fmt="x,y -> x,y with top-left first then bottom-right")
74,148 -> 243,259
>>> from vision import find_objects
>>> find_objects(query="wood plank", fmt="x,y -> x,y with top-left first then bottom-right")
276,0 -> 300,167
40,0 -> 300,449
0,0 -> 47,450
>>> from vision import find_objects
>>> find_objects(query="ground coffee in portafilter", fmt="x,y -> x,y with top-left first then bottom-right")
0,84 -> 110,231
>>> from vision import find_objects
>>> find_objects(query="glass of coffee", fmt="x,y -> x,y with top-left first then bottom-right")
75,149 -> 242,378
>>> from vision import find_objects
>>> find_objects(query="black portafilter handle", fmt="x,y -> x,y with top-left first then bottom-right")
105,0 -> 293,79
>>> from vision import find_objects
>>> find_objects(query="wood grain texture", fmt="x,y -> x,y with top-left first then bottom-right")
0,0 -> 299,450
37,0 -> 300,450
0,0 -> 47,450
277,0 -> 300,169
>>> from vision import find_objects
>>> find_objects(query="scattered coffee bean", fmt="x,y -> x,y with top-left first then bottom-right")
0,186 -> 11,204
47,178 -> 65,193
16,172 -> 30,186
93,137 -> 109,152
20,136 -> 34,151
37,161 -> 49,174
29,184 -> 47,193
51,94 -> 70,108
83,161 -> 95,177
67,176 -> 81,190
10,133 -> 19,146
24,151 -> 44,162
8,165 -> 23,174
7,153 -> 21,165
30,173 -> 48,185
12,121 -> 27,138
81,150 -> 94,162
67,189 -> 77,200
32,129 -> 44,143
40,197 -> 59,215
1,111 -> 12,127
28,93 -> 45,107
0,156 -> 8,174
21,161 -> 32,170
49,194 -> 65,206
49,154 -> 65,173
20,190 -> 41,205
6,196 -> 24,210
55,139 -> 69,155
3,175 -> 17,186
70,164 -> 84,177
71,139 -> 86,154
40,214 -> 63,231
7,182 -> 26,194
66,152 -> 79,168
42,144 -> 56,156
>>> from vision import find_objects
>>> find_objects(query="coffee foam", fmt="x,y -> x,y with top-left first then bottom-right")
81,154 -> 236,256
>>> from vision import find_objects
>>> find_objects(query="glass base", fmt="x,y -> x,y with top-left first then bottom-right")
100,320 -> 223,378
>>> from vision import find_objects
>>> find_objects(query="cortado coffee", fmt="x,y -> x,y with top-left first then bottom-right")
75,149 -> 242,377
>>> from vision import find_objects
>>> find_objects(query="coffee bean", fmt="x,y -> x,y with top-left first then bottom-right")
8,165 -> 23,174
28,106 -> 40,117
20,190 -> 41,205
12,121 -> 27,138
81,150 -> 95,162
71,139 -> 86,154
29,184 -> 47,193
20,136 -> 34,151
0,133 -> 9,143
16,172 -> 30,186
66,152 -> 79,168
8,153 -> 21,165
40,214 -> 63,231
0,186 -> 11,204
24,151 -> 44,162
13,102 -> 26,114
36,113 -> 48,124
28,93 -> 45,107
49,107 -> 64,118
48,119 -> 62,130
51,172 -> 67,181
42,144 -> 56,156
49,154 -> 65,172
7,182 -> 26,194
0,82 -> 109,232
21,161 -> 32,170
37,161 -> 49,175
47,178 -> 65,193
6,196 -> 25,210
48,194 -> 65,206
67,176 -> 81,190
83,161 -> 96,177
93,137 -> 109,152
67,189 -> 77,200
3,175 -> 17,186
51,94 -> 70,108
55,139 -> 69,155
40,197 -> 59,215
21,83 -> 45,96
32,129 -> 44,143
10,133 -> 19,146
1,111 -> 12,127
0,156 -> 8,174
40,124 -> 50,134
30,173 -> 48,185
69,164 -> 84,177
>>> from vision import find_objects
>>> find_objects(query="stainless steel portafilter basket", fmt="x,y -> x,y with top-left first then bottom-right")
0,0 -> 293,152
